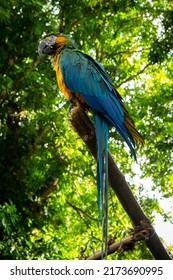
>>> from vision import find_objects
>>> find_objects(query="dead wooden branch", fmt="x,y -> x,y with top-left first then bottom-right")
69,104 -> 171,260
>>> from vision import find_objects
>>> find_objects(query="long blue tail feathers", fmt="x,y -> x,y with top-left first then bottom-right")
94,113 -> 109,259
93,112 -> 137,259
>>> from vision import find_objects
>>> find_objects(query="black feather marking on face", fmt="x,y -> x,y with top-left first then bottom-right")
38,35 -> 57,56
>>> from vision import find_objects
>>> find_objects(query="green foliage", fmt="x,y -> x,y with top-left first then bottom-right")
0,0 -> 172,259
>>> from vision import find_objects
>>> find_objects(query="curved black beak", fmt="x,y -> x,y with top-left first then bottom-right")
38,39 -> 57,56
38,41 -> 56,56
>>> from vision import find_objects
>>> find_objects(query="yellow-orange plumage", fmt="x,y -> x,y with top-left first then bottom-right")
51,54 -> 72,100
51,54 -> 87,105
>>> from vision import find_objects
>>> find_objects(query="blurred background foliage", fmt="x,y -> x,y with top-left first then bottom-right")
0,0 -> 172,259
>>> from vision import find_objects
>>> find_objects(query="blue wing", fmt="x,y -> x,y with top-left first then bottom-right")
59,49 -> 136,157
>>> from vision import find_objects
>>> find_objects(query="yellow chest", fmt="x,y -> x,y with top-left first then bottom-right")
52,55 -> 72,100
51,54 -> 87,105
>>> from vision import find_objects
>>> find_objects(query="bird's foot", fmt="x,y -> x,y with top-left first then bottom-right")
67,93 -> 79,115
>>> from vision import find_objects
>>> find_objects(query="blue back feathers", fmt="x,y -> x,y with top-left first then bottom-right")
59,48 -> 137,159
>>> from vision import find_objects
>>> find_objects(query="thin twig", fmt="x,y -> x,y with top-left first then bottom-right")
66,199 -> 97,222
117,62 -> 152,87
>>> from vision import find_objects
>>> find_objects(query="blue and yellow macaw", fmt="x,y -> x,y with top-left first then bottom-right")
38,34 -> 143,258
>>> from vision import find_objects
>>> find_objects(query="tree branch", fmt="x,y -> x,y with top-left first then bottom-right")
69,104 -> 171,260
39,178 -> 59,203
66,199 -> 97,223
87,236 -> 134,260
117,62 -> 152,87
86,221 -> 155,260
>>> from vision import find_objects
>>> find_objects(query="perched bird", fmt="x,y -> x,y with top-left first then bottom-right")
38,34 -> 143,258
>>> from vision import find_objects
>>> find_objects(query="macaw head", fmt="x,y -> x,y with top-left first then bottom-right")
38,34 -> 78,56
